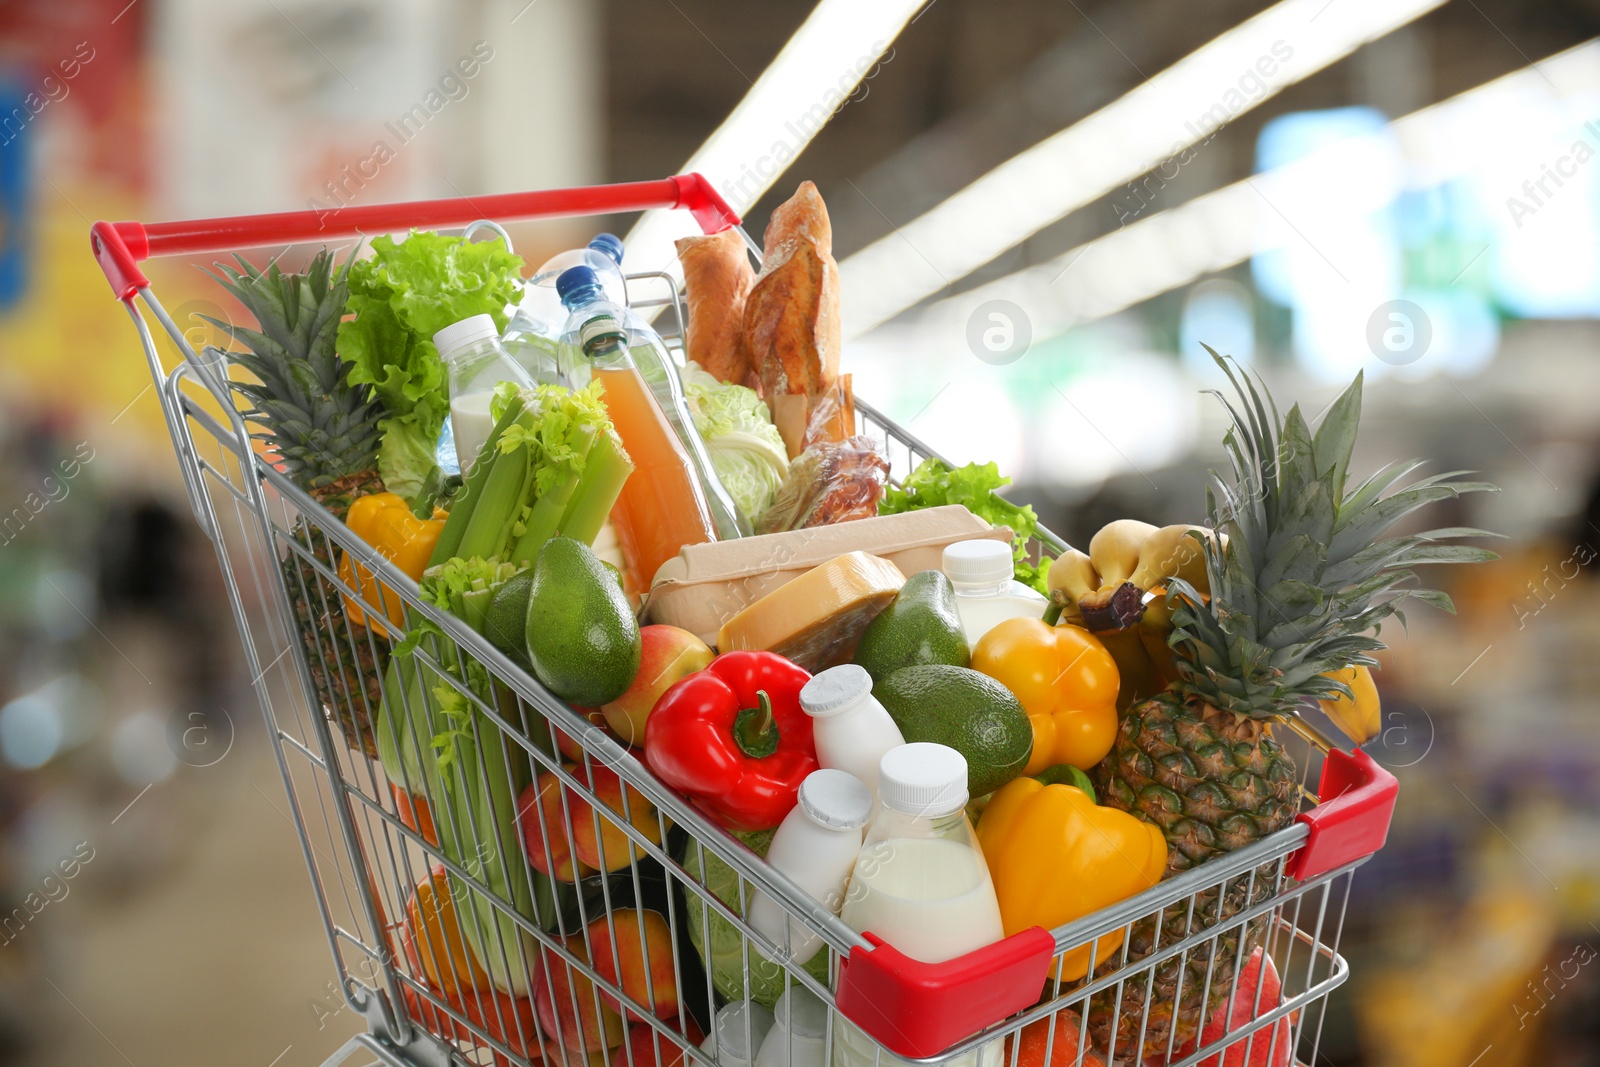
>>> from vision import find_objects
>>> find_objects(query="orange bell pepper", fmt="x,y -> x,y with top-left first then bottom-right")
977,766 -> 1166,982
337,492 -> 448,636
972,617 -> 1119,775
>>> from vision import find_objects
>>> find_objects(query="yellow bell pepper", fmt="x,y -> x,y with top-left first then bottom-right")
972,618 -> 1119,775
337,492 -> 448,636
977,766 -> 1167,982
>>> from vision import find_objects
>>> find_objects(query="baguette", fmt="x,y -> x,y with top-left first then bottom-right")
743,181 -> 841,404
676,227 -> 756,386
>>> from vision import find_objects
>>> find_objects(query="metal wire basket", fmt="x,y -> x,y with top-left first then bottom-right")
90,175 -> 1397,1067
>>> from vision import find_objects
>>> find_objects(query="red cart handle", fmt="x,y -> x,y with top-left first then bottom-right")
90,173 -> 739,302
834,748 -> 1397,1058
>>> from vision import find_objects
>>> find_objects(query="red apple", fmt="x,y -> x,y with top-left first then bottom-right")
519,766 -> 665,881
602,626 -> 714,746
1176,948 -> 1294,1067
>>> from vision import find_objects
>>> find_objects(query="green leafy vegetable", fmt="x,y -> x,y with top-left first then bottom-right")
682,362 -> 790,527
880,457 -> 1052,594
339,231 -> 526,500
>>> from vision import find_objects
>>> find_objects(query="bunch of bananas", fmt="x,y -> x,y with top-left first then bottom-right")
1048,520 -> 1216,708
1048,518 -> 1382,740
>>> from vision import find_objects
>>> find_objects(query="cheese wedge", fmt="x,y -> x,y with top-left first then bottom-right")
717,551 -> 905,672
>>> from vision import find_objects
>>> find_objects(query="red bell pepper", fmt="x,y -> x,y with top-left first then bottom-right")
642,651 -> 816,831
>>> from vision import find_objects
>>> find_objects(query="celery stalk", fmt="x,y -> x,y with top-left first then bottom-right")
430,395 -> 529,566
559,431 -> 633,546
456,439 -> 534,562
508,424 -> 598,566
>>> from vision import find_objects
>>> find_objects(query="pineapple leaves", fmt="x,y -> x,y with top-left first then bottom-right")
1178,349 -> 1499,718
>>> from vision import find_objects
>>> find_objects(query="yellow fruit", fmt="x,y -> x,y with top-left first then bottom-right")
1318,665 -> 1381,744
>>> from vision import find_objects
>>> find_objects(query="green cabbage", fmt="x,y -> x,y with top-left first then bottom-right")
682,362 -> 789,527
339,232 -> 525,501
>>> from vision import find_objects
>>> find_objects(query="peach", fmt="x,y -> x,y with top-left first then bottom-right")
1177,948 -> 1293,1067
602,626 -> 714,745
538,940 -> 627,1052
586,908 -> 679,1019
403,864 -> 488,997
519,766 -> 664,881
612,1015 -> 705,1067
1006,1010 -> 1105,1067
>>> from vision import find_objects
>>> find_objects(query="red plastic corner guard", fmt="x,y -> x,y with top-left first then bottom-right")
1285,747 -> 1398,882
834,927 -> 1055,1060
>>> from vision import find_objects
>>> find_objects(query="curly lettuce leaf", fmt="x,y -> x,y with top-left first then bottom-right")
880,457 -> 1051,594
682,362 -> 789,525
339,231 -> 525,500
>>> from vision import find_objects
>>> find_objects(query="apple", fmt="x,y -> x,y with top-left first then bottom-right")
1176,948 -> 1293,1067
586,908 -> 680,1019
401,973 -> 541,1062
602,626 -> 714,745
557,706 -> 612,762
538,940 -> 627,1052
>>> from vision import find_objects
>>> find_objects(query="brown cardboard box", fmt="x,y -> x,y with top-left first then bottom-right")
643,506 -> 1011,647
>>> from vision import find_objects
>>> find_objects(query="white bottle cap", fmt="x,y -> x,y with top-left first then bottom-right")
772,985 -> 830,1040
877,743 -> 968,816
797,769 -> 873,831
942,539 -> 1014,585
433,314 -> 499,361
799,664 -> 872,719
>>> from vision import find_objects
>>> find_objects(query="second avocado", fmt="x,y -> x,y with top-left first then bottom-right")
524,536 -> 641,707
854,570 -> 970,684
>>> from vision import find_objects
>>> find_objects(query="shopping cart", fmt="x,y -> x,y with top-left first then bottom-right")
90,175 -> 1398,1067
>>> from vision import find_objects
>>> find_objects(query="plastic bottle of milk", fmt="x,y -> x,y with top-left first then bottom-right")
703,1000 -> 775,1067
434,314 -> 537,472
942,539 -> 1048,652
798,665 -> 905,799
833,744 -> 1004,1067
749,769 -> 872,965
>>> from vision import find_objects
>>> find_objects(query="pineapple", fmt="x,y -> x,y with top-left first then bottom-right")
206,250 -> 390,758
1088,352 -> 1496,1057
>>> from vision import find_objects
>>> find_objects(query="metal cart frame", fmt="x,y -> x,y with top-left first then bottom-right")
90,175 -> 1397,1067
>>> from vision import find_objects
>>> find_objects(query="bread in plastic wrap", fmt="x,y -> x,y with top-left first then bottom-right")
756,434 -> 889,534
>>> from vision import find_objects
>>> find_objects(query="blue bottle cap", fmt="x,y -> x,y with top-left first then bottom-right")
556,265 -> 600,307
588,233 -> 624,265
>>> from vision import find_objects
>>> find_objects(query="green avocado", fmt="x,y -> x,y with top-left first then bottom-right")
485,571 -> 535,669
876,664 -> 1033,797
524,537 -> 641,706
853,570 -> 970,683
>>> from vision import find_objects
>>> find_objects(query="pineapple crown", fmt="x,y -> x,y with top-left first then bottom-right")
1165,349 -> 1499,719
203,248 -> 385,500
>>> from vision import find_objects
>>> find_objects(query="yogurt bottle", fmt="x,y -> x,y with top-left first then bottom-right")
798,665 -> 905,798
942,539 -> 1048,651
749,769 -> 872,965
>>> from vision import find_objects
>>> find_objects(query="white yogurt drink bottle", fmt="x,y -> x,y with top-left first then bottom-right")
434,313 -> 536,472
749,769 -> 872,965
941,539 -> 1048,651
832,743 -> 1003,1067
799,665 -> 905,798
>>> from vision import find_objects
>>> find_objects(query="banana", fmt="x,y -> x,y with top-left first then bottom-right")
1048,544 -> 1167,710
1318,665 -> 1382,744
1047,548 -> 1100,619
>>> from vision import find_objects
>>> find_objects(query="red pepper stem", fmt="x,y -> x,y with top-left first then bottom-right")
732,690 -> 780,760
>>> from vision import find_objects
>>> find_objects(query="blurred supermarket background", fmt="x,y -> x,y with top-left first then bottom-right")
2,0 -> 1599,1063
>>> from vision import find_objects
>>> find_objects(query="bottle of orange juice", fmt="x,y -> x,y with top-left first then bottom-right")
556,266 -> 715,588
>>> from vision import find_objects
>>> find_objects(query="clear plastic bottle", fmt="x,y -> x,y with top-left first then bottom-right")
559,266 -> 748,542
942,539 -> 1048,652
833,743 -> 1003,1067
433,314 -> 537,473
504,233 -> 629,385
749,769 -> 872,965
798,665 -> 905,799
557,267 -> 716,587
